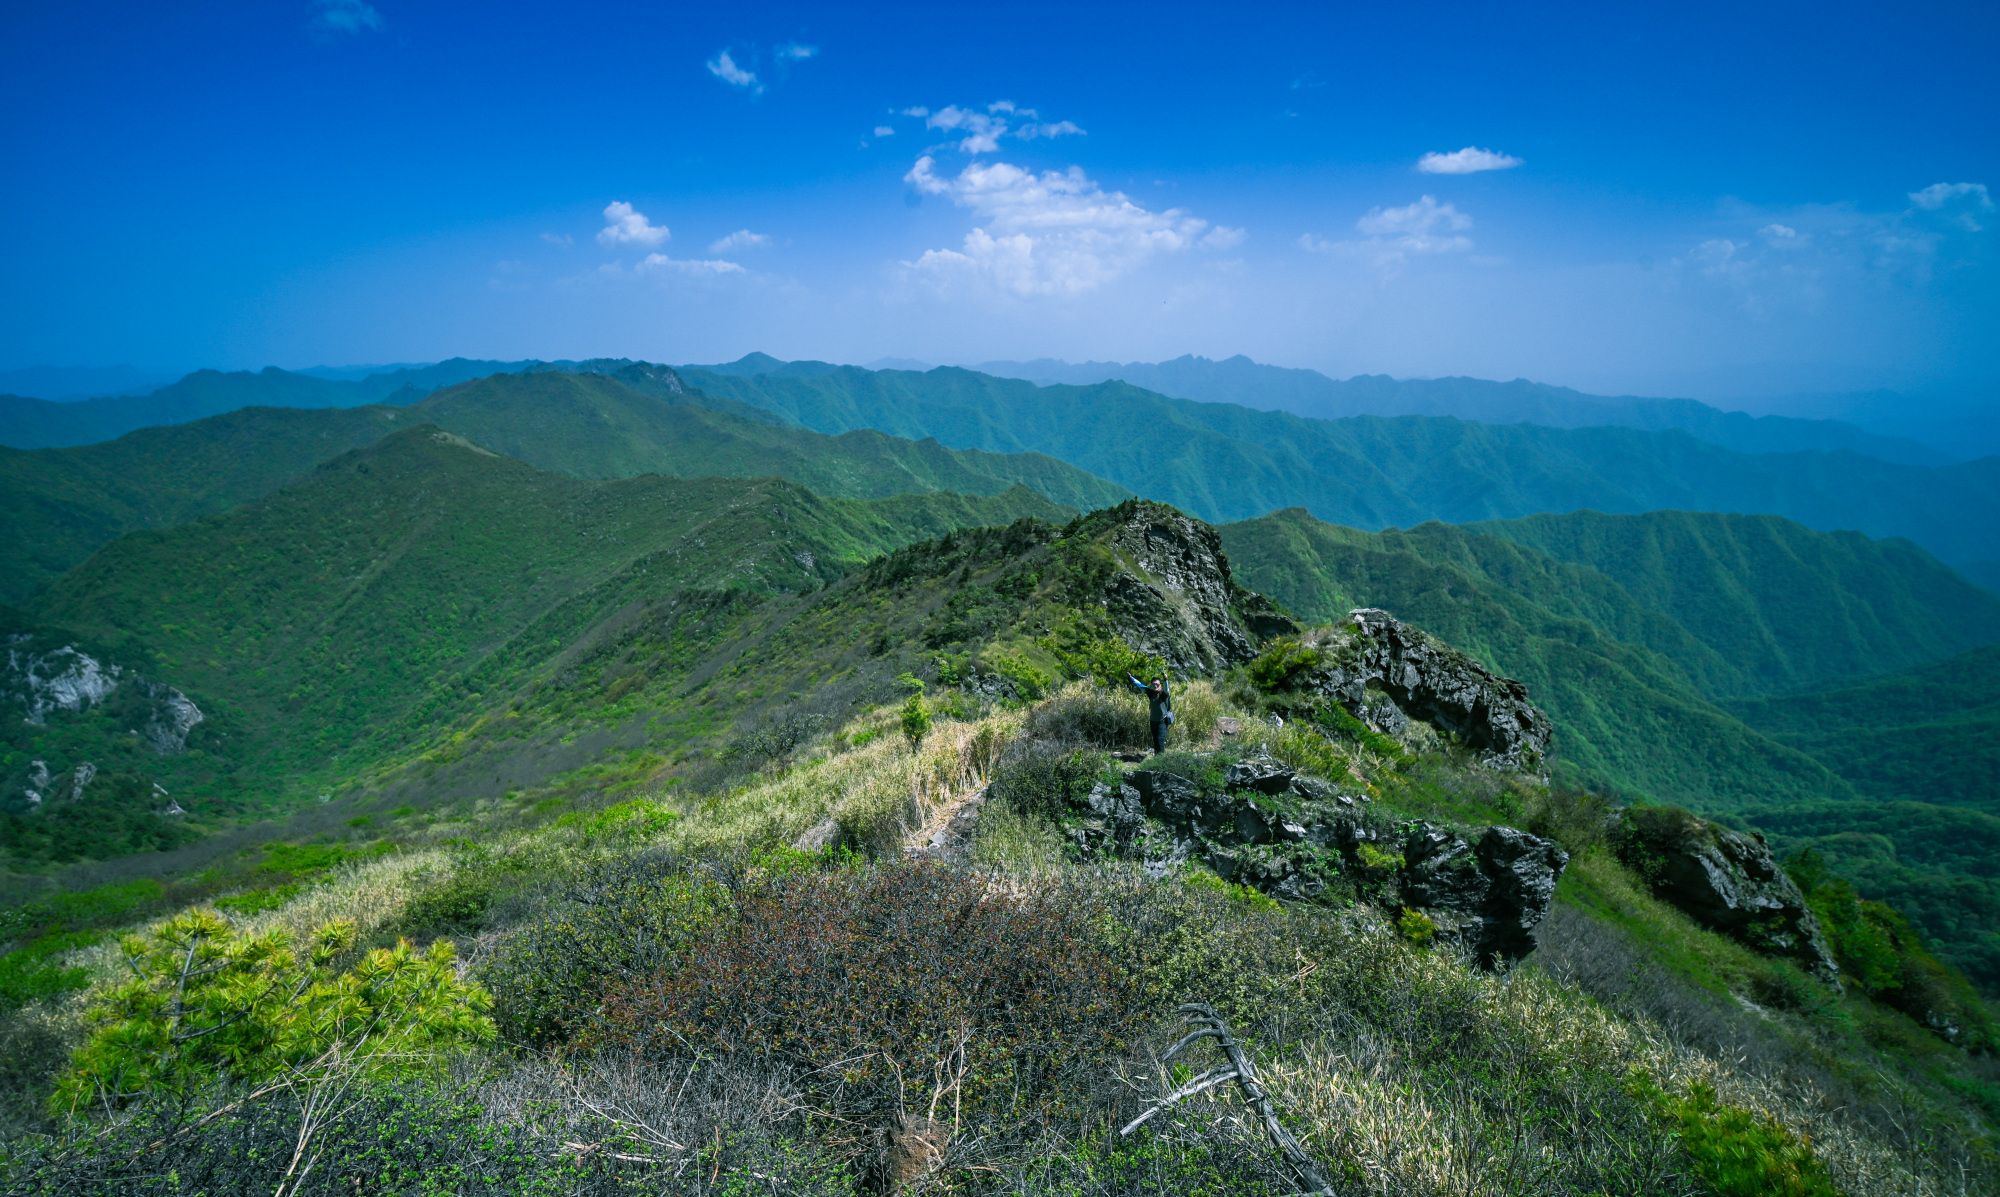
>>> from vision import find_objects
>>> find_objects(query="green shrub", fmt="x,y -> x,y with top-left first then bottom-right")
985,650 -> 1055,701
1181,867 -> 1282,912
479,858 -> 726,1049
989,741 -> 1111,821
53,910 -> 493,1116
1397,907 -> 1437,946
1022,686 -> 1150,751
1245,637 -> 1322,692
602,862 -> 1138,1125
1632,1075 -> 1840,1197
1038,609 -> 1167,690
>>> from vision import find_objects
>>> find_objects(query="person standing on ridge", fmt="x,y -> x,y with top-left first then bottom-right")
1128,672 -> 1173,755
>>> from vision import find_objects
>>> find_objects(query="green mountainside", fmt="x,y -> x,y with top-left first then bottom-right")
678,361 -> 2000,568
971,354 -> 1951,465
3,498 -> 1995,1195
1218,506 -> 2000,987
0,369 -> 1126,605
7,427 -> 1067,859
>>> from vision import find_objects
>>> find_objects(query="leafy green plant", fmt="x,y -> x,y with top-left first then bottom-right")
1632,1075 -> 1840,1197
1245,637 -> 1323,692
1396,907 -> 1437,946
53,909 -> 493,1116
899,674 -> 932,752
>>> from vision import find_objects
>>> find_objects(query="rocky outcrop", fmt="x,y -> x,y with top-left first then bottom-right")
1299,609 -> 1551,773
4,634 -> 204,754
1069,751 -> 1566,967
1091,503 -> 1298,674
1612,806 -> 1839,984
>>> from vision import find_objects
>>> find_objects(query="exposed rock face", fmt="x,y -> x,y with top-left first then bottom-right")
1300,609 -> 1551,773
1094,503 -> 1297,674
1402,822 -> 1570,966
3,634 -> 204,754
1071,751 -> 1566,968
1612,806 -> 1839,984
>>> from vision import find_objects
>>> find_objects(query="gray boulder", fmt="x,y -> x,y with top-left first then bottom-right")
1301,609 -> 1552,773
1612,806 -> 1839,984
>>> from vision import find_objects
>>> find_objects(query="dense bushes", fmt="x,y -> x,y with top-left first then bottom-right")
1022,685 -> 1152,752
53,909 -> 492,1116
479,855 -> 726,1050
599,862 -> 1140,1127
989,740 -> 1114,821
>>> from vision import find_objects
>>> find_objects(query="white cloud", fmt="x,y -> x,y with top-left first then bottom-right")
1908,181 -> 1991,211
309,0 -> 382,38
708,229 -> 772,254
909,101 -> 1085,154
598,201 -> 669,248
872,125 -> 895,137
777,42 -> 817,60
1416,146 -> 1524,175
1355,195 -> 1474,252
901,155 -> 1234,296
640,253 -> 745,276
540,232 -> 574,248
706,50 -> 761,94
1300,195 -> 1475,273
1909,181 -> 1992,232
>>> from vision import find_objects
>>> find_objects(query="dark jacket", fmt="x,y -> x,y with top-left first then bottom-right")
1128,674 -> 1173,725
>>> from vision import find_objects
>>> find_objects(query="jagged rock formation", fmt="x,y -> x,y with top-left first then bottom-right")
1612,805 -> 1839,984
1088,502 -> 1297,673
1299,609 -> 1552,772
1071,751 -> 1566,967
3,635 -> 204,754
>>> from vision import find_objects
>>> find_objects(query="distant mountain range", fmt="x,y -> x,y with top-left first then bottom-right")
0,366 -> 1126,605
679,357 -> 2000,574
973,354 -> 1954,465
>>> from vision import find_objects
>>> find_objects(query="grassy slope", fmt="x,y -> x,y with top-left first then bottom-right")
680,362 -> 2000,567
1472,509 -> 2000,697
22,427 -> 1068,833
1215,509 -> 1855,813
1219,506 -> 2000,988
0,371 -> 1126,605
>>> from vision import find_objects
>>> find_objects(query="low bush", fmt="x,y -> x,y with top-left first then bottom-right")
53,909 -> 492,1116
988,740 -> 1113,821
1022,684 -> 1151,752
479,855 -> 726,1050
599,862 -> 1140,1128
1631,1076 -> 1841,1197
1244,637 -> 1322,692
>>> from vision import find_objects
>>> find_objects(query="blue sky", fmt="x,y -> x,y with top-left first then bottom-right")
2,0 -> 1995,408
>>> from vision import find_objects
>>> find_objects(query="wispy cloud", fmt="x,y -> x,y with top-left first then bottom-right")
901,156 -> 1232,296
1417,146 -> 1523,174
872,125 -> 895,138
539,232 -> 574,248
777,42 -> 818,60
706,50 -> 761,94
1909,181 -> 1992,231
708,229 -> 773,254
896,101 -> 1087,154
597,201 -> 669,248
1301,195 -> 1475,274
309,0 -> 383,39
640,253 -> 745,276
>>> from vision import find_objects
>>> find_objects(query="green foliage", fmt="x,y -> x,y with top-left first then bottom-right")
1180,867 -> 1282,912
898,685 -> 931,753
1244,636 -> 1322,691
989,742 -> 1111,821
479,859 -> 727,1049
1631,1075 -> 1840,1197
1021,685 -> 1151,752
1355,841 -> 1405,876
984,650 -> 1055,701
602,862 -> 1138,1124
53,909 -> 493,1116
930,649 -> 972,686
1038,609 -> 1166,689
1396,907 -> 1437,946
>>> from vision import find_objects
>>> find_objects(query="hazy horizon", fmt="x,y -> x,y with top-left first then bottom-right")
4,1 -> 1995,413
